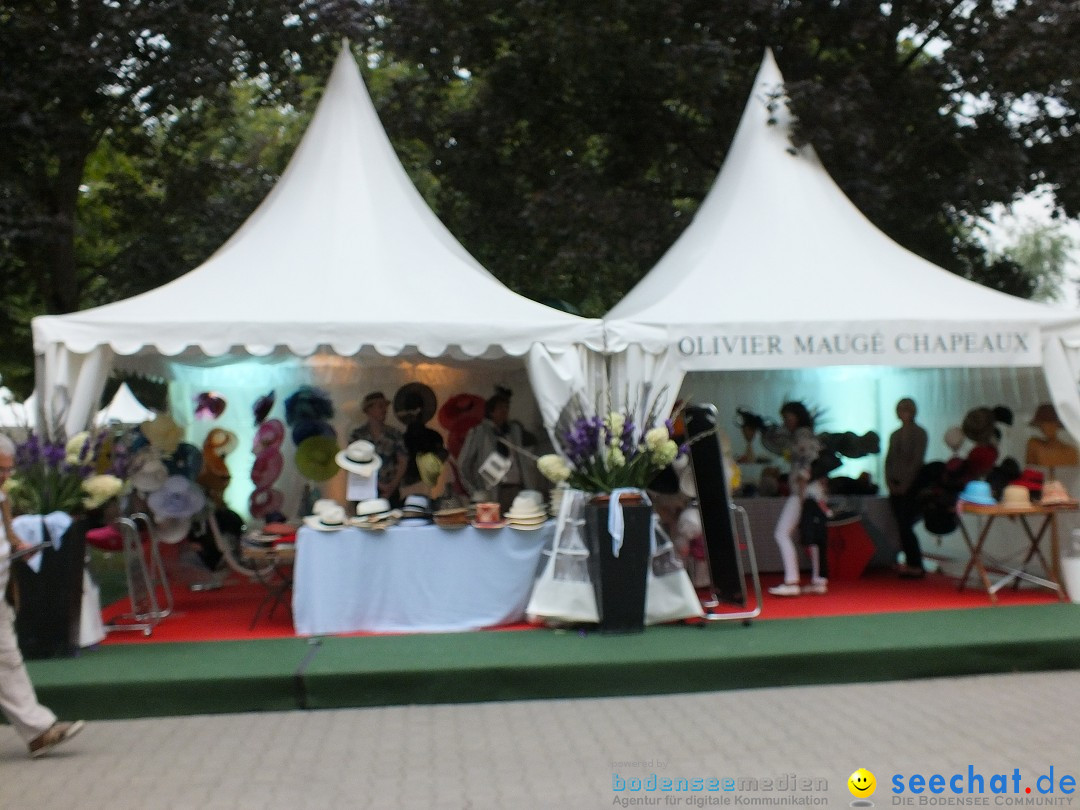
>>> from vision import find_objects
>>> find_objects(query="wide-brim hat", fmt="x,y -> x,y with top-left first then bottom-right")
943,425 -> 965,453
393,382 -> 437,426
164,442 -> 203,481
253,391 -> 276,425
1030,402 -> 1063,427
401,494 -> 434,523
1000,484 -> 1032,508
147,475 -> 207,521
204,428 -> 238,457
437,393 -> 486,433
249,487 -> 284,519
254,419 -> 285,453
303,504 -> 349,531
335,440 -> 382,477
129,448 -> 169,494
355,498 -> 393,518
962,407 -> 996,444
957,480 -> 996,506
1041,480 -> 1077,505
251,449 -> 284,489
291,419 -> 336,447
154,516 -> 192,544
508,518 -> 548,531
296,435 -> 341,482
1012,468 -> 1046,491
140,413 -> 185,455
194,391 -> 227,421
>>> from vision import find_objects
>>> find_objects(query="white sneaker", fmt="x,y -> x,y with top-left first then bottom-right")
767,583 -> 801,597
803,579 -> 828,595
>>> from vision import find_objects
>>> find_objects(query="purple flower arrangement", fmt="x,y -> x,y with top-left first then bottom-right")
537,395 -> 681,493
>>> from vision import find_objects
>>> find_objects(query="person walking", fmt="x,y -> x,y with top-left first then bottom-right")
886,398 -> 929,578
0,434 -> 85,757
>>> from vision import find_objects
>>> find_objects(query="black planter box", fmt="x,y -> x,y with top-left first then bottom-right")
585,500 -> 652,634
13,519 -> 86,659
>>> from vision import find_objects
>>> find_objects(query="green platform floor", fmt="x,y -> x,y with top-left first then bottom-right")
25,603 -> 1080,721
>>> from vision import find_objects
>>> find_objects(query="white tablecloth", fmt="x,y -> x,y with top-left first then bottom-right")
292,523 -> 554,635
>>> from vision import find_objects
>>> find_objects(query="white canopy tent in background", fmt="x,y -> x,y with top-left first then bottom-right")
31,44 -> 606,518
1,384 -> 151,433
604,50 -> 1080,476
93,382 -> 155,427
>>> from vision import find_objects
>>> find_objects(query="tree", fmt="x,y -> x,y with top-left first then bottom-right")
0,1 -> 372,393
371,0 -> 1080,312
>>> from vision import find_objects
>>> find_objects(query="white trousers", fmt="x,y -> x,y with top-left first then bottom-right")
773,493 -> 802,584
0,599 -> 56,743
773,493 -> 824,585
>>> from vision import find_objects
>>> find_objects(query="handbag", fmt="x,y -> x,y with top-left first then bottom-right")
525,490 -> 599,625
645,518 -> 705,625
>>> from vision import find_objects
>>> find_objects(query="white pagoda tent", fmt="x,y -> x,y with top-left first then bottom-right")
32,45 -> 606,444
604,50 -> 1080,453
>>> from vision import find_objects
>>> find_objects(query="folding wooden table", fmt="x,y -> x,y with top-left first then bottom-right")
954,501 -> 1076,603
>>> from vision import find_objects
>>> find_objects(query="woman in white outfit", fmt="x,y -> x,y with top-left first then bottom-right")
765,402 -> 827,597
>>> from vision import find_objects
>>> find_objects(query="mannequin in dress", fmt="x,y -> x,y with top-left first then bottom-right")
1025,403 -> 1079,472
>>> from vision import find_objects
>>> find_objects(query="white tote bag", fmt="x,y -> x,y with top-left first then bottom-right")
525,490 -> 599,625
645,517 -> 705,625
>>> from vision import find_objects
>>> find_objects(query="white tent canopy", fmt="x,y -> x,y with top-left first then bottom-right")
93,382 -> 155,427
32,45 -> 605,439
604,50 -> 1080,440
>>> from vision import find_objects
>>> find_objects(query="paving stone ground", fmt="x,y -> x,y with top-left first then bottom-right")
1,670 -> 1078,809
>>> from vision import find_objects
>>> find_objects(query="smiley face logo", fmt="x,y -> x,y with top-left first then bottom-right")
848,768 -> 876,797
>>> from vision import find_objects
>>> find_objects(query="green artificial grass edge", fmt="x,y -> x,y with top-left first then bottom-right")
24,604 -> 1080,720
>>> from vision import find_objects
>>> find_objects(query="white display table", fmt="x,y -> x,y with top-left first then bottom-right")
292,523 -> 554,635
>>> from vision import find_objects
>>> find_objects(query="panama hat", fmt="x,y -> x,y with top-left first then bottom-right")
393,382 -> 437,426
295,435 -> 341,482
957,480 -> 996,506
355,498 -> 392,518
335,440 -> 382,477
400,494 -> 434,525
303,503 -> 349,531
1041,480 -> 1077,506
251,448 -> 284,489
254,419 -> 285,453
1000,484 -> 1032,509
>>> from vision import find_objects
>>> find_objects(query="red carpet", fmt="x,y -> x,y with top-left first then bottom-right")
98,562 -> 1064,645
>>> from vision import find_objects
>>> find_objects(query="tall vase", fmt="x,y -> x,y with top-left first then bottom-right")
585,492 -> 652,634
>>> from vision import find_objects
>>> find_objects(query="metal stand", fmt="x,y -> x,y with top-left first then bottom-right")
104,515 -> 172,636
701,503 -> 762,624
